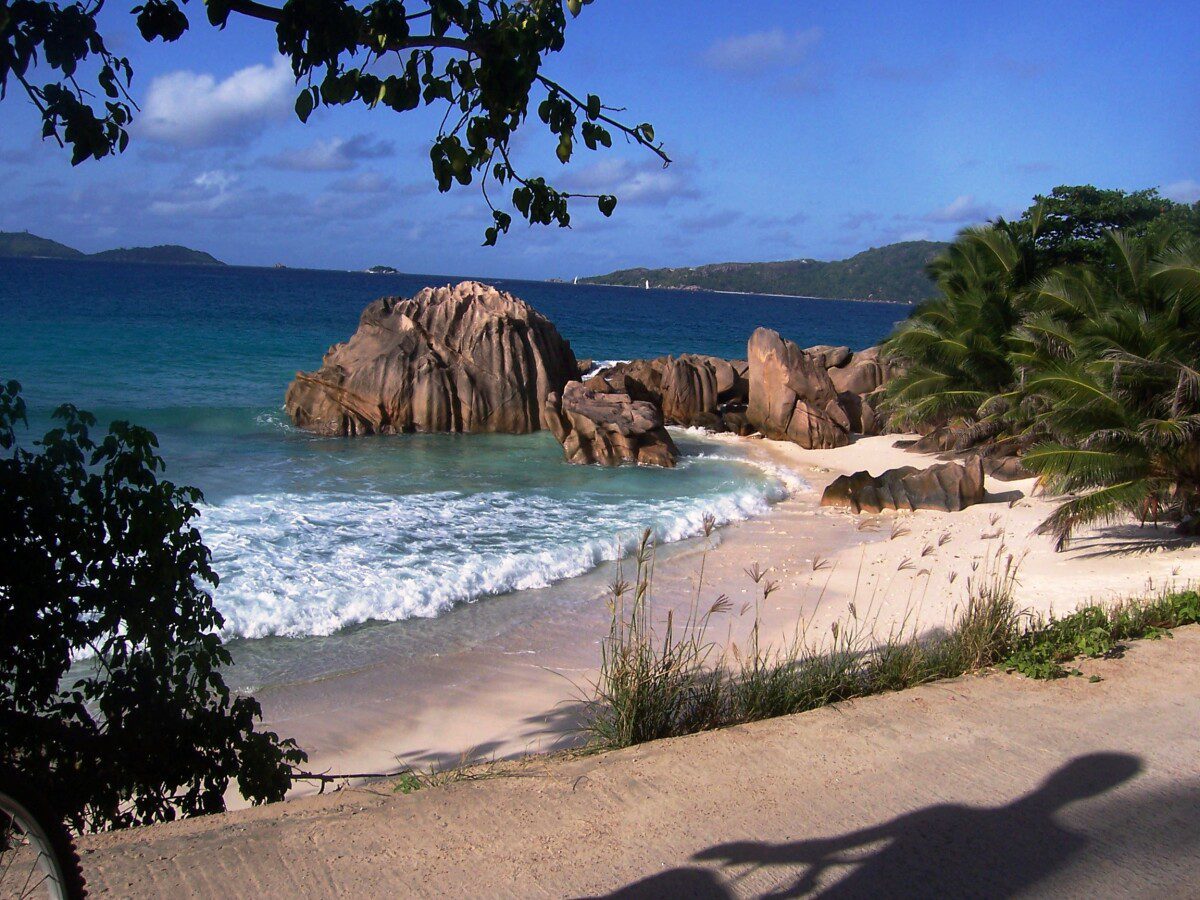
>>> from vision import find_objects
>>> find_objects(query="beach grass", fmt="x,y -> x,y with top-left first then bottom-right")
583,528 -> 1200,750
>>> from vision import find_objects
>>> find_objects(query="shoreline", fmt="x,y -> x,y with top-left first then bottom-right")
574,278 -> 918,305
253,434 -> 1200,795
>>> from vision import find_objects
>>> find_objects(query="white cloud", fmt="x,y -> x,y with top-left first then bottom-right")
265,134 -> 396,172
562,158 -> 700,206
923,195 -> 996,224
703,28 -> 822,74
140,57 -> 294,147
150,170 -> 238,216
1164,179 -> 1200,204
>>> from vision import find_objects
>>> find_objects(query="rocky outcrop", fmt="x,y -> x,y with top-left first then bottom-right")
900,429 -> 1033,481
805,344 -> 853,369
827,345 -> 890,396
585,355 -> 750,431
542,382 -> 678,467
747,328 -> 851,449
285,281 -> 577,436
820,457 -> 986,513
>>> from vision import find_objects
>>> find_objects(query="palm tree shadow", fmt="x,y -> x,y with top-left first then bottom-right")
597,752 -> 1144,899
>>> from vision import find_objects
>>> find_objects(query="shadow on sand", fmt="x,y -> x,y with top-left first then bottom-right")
596,752 -> 1180,898
392,699 -> 590,773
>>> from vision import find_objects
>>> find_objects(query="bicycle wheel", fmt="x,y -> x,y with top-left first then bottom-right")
0,771 -> 86,900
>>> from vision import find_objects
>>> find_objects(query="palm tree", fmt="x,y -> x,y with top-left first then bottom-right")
881,208 -> 1046,440
1018,231 -> 1200,547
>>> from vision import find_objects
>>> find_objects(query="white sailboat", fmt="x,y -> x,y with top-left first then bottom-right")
644,279 -> 650,289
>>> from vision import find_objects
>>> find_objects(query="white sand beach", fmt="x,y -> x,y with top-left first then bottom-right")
253,434 -> 1200,786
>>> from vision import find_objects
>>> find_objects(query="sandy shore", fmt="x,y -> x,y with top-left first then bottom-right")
252,434 -> 1200,788
81,626 -> 1200,896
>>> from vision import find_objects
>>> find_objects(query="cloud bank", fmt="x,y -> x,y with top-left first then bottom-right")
264,134 -> 396,172
140,57 -> 295,147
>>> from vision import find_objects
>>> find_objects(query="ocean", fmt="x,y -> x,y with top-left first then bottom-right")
1,258 -> 905,682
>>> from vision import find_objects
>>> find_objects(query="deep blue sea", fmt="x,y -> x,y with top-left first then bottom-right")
0,258 -> 906,642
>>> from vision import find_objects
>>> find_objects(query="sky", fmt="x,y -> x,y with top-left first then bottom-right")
1,0 -> 1197,278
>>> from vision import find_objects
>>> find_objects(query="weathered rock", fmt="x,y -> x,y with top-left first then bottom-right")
820,457 -> 986,513
837,391 -> 882,436
586,359 -> 663,404
906,429 -> 1033,481
806,344 -> 853,369
720,409 -> 756,437
747,328 -> 850,449
285,281 -> 577,436
586,354 -> 748,429
542,381 -> 678,467
912,426 -> 959,453
983,455 -> 1032,481
828,346 -> 888,396
576,359 -> 595,377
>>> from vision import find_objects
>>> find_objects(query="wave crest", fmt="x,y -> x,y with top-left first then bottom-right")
200,457 -> 800,639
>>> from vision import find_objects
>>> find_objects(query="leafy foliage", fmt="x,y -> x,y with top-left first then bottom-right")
882,187 -> 1200,545
0,0 -> 666,242
1006,591 -> 1200,679
0,381 -> 305,831
1019,185 -> 1200,267
880,215 -> 1043,431
1019,232 -> 1200,546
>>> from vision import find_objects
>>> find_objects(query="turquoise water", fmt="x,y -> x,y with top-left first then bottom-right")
0,258 -> 905,643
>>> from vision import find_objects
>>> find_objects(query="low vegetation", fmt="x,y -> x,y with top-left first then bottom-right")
583,528 -> 1199,751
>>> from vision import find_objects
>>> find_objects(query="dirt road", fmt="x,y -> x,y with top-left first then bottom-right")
81,626 -> 1200,897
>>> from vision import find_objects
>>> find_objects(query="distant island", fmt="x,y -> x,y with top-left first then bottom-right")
365,265 -> 400,275
0,231 -> 225,266
581,240 -> 948,303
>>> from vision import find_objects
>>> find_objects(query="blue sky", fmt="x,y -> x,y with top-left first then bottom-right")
1,0 -> 1196,277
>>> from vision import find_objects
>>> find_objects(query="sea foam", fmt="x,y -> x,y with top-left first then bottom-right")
200,453 -> 801,639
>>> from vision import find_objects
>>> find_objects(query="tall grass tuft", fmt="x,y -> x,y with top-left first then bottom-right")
583,531 -> 1199,751
586,528 -> 731,748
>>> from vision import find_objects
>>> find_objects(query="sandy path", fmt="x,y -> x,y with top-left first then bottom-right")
254,435 -> 1200,782
80,625 -> 1200,897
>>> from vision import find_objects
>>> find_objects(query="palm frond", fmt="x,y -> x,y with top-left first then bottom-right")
1036,480 -> 1155,550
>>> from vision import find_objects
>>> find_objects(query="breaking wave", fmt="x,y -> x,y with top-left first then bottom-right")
200,452 -> 803,639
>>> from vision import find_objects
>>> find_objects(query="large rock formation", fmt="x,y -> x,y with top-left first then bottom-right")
747,328 -> 852,449
585,354 -> 750,432
542,382 -> 678,467
820,457 -> 986,513
285,281 -> 577,435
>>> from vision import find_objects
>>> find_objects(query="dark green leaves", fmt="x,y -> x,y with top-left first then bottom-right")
0,382 -> 305,831
132,0 -> 190,42
295,87 -> 316,123
598,194 -> 617,217
1,0 -> 667,244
